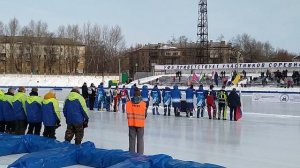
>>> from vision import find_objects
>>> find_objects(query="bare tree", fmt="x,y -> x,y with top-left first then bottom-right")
5,17 -> 20,72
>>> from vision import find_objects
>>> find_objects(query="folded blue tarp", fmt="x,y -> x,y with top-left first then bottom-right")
0,134 -> 224,168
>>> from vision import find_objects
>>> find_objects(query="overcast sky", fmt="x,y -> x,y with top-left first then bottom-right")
0,0 -> 299,54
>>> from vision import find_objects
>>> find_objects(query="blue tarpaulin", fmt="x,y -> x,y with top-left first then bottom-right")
0,134 -> 224,168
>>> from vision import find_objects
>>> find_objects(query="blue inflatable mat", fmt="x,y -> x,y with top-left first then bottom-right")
0,134 -> 224,168
0,134 -> 27,156
78,148 -> 149,167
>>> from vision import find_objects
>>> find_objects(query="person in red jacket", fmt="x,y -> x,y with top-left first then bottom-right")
205,84 -> 217,119
126,87 -> 146,154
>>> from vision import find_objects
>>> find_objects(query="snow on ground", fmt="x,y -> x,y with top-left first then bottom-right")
0,74 -> 118,88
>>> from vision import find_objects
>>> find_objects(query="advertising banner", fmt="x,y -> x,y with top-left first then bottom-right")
155,62 -> 300,70
252,93 -> 300,103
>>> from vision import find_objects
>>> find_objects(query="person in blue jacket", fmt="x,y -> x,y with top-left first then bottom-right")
130,84 -> 136,100
185,85 -> 195,117
13,87 -> 27,135
171,85 -> 181,117
196,84 -> 206,118
25,87 -> 43,135
141,85 -> 149,115
97,82 -> 105,111
63,88 -> 89,145
42,91 -> 61,139
151,85 -> 161,115
162,87 -> 172,116
0,89 -> 5,133
2,88 -> 15,133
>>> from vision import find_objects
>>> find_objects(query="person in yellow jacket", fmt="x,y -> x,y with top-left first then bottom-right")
126,87 -> 147,154
42,91 -> 61,139
13,87 -> 27,135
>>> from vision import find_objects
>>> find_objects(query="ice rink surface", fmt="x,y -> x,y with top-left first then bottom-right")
1,89 -> 300,168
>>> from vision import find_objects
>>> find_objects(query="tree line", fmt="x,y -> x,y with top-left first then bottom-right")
0,18 -> 125,74
0,18 -> 297,75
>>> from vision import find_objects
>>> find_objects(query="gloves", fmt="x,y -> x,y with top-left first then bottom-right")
83,120 -> 89,128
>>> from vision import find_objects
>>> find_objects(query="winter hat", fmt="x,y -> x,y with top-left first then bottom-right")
44,91 -> 56,99
18,86 -> 26,92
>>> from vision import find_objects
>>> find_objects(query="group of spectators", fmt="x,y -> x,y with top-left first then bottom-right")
0,87 -> 89,145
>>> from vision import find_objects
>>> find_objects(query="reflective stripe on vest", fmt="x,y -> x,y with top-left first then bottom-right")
126,101 -> 146,127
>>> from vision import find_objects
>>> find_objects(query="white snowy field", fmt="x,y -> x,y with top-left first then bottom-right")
0,74 -> 118,87
1,108 -> 300,168
0,88 -> 300,168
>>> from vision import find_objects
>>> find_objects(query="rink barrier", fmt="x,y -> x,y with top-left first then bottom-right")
0,134 -> 224,168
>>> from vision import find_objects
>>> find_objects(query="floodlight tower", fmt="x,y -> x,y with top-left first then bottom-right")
197,0 -> 209,63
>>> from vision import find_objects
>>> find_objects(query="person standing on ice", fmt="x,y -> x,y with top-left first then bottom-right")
105,85 -> 113,111
88,83 -> 96,110
217,85 -> 228,120
141,85 -> 150,115
13,87 -> 28,135
63,88 -> 89,144
162,86 -> 172,116
97,83 -> 105,111
228,88 -> 241,121
126,87 -> 146,154
151,85 -> 161,115
25,87 -> 43,135
120,85 -> 130,113
42,91 -> 61,139
205,84 -> 217,119
196,84 -> 206,118
113,86 -> 120,112
130,84 -> 136,100
2,88 -> 15,133
81,82 -> 88,101
185,85 -> 195,117
171,85 -> 181,117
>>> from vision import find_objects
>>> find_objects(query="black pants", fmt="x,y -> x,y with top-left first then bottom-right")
89,96 -> 95,110
5,121 -> 16,134
164,105 -> 171,116
129,126 -> 144,154
65,124 -> 84,145
43,126 -> 57,139
27,122 -> 42,135
230,107 -> 237,121
15,120 -> 28,135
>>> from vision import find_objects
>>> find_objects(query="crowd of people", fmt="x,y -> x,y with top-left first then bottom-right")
0,87 -> 89,145
82,82 -> 242,121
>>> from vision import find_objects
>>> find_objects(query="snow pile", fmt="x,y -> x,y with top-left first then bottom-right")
0,74 -> 118,87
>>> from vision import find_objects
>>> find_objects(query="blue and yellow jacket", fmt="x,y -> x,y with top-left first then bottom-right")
26,96 -> 43,123
12,92 -> 27,120
0,90 -> 4,121
63,92 -> 89,125
42,98 -> 61,126
2,94 -> 15,121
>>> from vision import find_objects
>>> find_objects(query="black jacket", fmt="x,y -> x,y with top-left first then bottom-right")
228,91 -> 241,108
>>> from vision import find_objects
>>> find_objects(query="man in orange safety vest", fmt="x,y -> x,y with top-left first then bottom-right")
126,87 -> 146,154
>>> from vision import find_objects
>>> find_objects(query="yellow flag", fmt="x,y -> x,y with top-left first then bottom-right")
232,73 -> 241,85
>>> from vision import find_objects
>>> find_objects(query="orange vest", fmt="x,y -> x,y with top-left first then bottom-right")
126,101 -> 146,127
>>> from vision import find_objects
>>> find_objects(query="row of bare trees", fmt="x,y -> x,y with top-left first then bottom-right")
0,18 -> 125,74
230,33 -> 297,63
